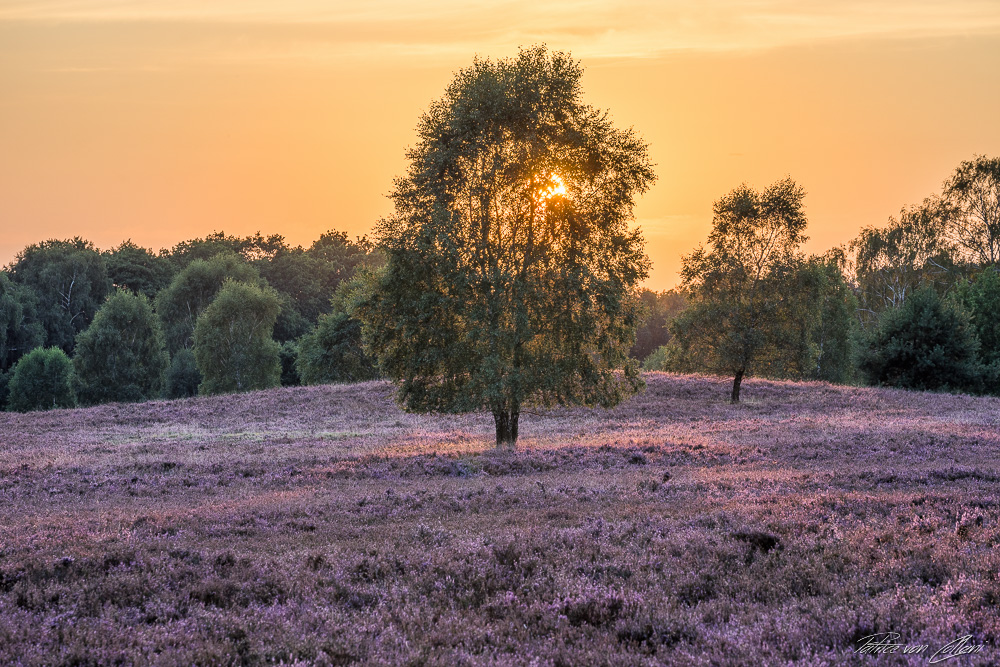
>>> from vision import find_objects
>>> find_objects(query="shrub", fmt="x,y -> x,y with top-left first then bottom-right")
860,287 -> 983,393
164,349 -> 201,399
7,347 -> 77,411
296,311 -> 378,385
279,340 -> 300,387
73,290 -> 169,405
194,281 -> 281,395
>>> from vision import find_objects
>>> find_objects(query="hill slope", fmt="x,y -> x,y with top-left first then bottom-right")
1,374 -> 998,665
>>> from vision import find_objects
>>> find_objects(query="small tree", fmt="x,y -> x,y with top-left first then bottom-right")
674,178 -> 808,402
860,287 -> 983,393
7,347 -> 76,412
296,311 -> 378,385
73,290 -> 169,405
355,46 -> 654,448
193,281 -> 281,395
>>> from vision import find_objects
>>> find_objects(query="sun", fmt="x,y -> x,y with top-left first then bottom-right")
540,173 -> 567,201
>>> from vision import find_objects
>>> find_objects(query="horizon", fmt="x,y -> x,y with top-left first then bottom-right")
2,1 -> 1000,289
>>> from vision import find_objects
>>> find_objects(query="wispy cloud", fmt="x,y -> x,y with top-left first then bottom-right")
3,0 -> 999,65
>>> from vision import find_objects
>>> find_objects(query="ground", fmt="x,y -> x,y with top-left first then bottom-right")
1,373 -> 998,665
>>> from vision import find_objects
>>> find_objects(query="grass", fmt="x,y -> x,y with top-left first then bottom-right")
0,373 -> 998,665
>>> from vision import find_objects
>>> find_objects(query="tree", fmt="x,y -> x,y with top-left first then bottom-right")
163,349 -> 201,399
8,238 -> 111,352
850,202 -> 955,324
297,311 -> 379,385
630,289 -> 687,361
0,272 -> 45,372
673,178 -> 808,403
355,46 -> 655,448
7,347 -> 76,412
193,280 -> 281,395
155,253 -> 262,354
954,268 -> 1000,392
104,240 -> 174,298
941,155 -> 1000,266
73,290 -> 169,405
860,287 -> 983,393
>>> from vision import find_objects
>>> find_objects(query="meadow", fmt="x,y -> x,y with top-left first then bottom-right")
0,373 -> 998,666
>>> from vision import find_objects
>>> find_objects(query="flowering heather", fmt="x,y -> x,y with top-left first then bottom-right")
1,373 -> 998,665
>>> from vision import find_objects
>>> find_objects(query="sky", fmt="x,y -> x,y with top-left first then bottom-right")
2,1 -> 999,290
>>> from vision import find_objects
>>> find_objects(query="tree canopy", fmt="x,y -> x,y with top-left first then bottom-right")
356,46 -> 655,447
73,290 -> 169,405
193,280 -> 282,395
673,178 -> 808,402
155,253 -> 263,354
9,238 -> 111,352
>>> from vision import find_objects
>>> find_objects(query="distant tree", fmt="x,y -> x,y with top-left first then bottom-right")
850,202 -> 955,324
769,255 -> 859,384
155,253 -> 262,354
193,281 -> 281,395
7,347 -> 76,412
941,155 -> 1000,266
279,340 -> 301,387
673,178 -> 808,403
9,238 -> 111,352
307,231 -> 375,282
163,349 -> 201,399
104,240 -> 174,298
168,231 -> 288,267
954,269 -> 1000,391
297,311 -> 379,386
860,287 -> 983,393
630,289 -> 687,361
356,46 -> 654,448
0,272 -> 45,372
73,290 -> 169,405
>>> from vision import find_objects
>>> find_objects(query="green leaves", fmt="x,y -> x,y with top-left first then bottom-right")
357,46 -> 654,445
675,178 -> 813,401
7,347 -> 76,412
73,290 -> 169,405
193,280 -> 281,395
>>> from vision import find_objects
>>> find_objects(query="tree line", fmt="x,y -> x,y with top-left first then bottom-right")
0,231 -> 381,411
639,154 -> 1000,402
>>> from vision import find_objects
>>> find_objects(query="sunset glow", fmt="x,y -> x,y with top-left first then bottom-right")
540,174 -> 568,202
1,1 -> 999,288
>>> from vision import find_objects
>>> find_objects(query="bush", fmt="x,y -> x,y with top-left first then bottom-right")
296,311 -> 378,385
7,347 -> 77,412
164,349 -> 201,399
279,340 -> 300,387
73,290 -> 169,405
860,287 -> 983,393
194,281 -> 281,395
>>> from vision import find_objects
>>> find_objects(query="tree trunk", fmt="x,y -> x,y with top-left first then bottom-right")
493,410 -> 520,450
731,368 -> 744,404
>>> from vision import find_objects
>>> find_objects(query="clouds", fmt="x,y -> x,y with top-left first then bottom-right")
3,0 -> 999,65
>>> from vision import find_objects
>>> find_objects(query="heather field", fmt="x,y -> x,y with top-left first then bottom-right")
1,374 -> 999,666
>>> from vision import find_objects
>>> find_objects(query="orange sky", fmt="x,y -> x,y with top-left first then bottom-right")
2,1 -> 999,290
